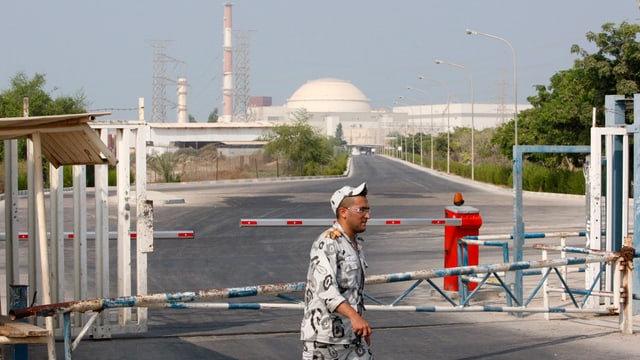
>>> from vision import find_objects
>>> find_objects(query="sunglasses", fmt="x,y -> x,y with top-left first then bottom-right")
344,207 -> 371,215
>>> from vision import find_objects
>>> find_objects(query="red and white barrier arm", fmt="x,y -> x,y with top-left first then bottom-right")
1,230 -> 195,240
240,218 -> 462,227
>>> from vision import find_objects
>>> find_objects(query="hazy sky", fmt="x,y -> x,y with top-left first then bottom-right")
2,1 -> 638,121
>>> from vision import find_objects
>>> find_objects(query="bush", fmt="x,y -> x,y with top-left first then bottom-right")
523,164 -> 584,194
324,152 -> 349,175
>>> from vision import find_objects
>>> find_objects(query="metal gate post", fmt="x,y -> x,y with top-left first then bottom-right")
94,128 -> 111,337
135,121 -> 152,330
604,95 -> 626,254
116,128 -> 132,325
632,94 -> 640,315
512,145 -> 525,308
603,96 -> 628,309
73,165 -> 88,327
4,139 -> 19,314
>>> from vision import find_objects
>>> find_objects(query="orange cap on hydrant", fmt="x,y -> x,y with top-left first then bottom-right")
453,192 -> 464,206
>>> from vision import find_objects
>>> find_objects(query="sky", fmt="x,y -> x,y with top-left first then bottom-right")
1,1 -> 638,122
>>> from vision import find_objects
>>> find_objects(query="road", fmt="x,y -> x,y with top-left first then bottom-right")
27,154 -> 639,359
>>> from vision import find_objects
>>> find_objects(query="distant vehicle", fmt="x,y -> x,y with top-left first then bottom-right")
353,147 -> 374,155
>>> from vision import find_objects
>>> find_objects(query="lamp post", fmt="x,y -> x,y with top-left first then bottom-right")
393,100 -> 411,161
398,95 -> 419,164
417,76 -> 450,173
435,59 -> 475,180
407,86 -> 429,167
465,29 -> 518,145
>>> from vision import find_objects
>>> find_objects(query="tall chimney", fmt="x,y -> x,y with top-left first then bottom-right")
222,3 -> 233,123
177,77 -> 188,123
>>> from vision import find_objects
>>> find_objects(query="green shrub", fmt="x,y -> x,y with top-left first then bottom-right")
324,152 -> 349,175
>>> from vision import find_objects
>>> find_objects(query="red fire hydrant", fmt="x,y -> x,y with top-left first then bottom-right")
444,202 -> 482,292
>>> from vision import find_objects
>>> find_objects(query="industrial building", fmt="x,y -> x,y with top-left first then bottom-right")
144,4 -> 531,153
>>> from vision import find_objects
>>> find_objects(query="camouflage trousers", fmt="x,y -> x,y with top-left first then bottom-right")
302,340 -> 373,360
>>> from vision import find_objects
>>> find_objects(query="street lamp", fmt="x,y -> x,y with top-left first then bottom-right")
418,76 -> 450,173
407,86 -> 429,168
435,59 -> 475,180
465,28 -> 518,145
394,99 -> 411,161
398,95 -> 419,164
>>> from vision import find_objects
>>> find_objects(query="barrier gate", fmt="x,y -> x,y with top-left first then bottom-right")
511,94 -> 639,313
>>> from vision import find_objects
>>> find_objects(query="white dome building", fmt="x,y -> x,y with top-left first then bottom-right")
249,77 -> 392,147
286,78 -> 372,113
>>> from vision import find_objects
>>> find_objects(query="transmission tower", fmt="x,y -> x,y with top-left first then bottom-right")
233,30 -> 254,122
149,40 -> 184,123
150,40 -> 171,123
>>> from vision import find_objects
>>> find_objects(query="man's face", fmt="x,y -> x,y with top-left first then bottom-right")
341,196 -> 370,235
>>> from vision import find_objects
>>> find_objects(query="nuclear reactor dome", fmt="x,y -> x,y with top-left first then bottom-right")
286,78 -> 371,113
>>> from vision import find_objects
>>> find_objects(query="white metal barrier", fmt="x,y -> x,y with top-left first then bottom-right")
587,127 -> 630,309
0,106 -> 185,343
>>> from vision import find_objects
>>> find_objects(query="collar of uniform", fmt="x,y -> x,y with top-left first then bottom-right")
333,223 -> 365,243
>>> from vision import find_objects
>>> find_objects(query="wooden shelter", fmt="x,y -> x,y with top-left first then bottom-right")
0,112 -> 116,358
0,112 -> 116,167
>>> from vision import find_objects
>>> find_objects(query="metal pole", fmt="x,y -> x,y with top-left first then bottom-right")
466,29 -> 518,145
632,94 -> 640,315
430,104 -> 434,169
116,128 -> 132,324
407,86 -> 431,167
417,77 -> 450,172
435,60 -> 475,180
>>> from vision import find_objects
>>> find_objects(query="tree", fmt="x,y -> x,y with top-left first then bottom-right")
208,108 -> 219,123
147,152 -> 182,182
188,114 -> 197,123
492,21 -> 640,166
335,123 -> 346,145
263,109 -> 333,176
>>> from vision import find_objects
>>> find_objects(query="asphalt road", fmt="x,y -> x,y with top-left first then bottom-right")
25,154 -> 640,359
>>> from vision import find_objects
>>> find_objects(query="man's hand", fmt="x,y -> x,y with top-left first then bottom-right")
335,302 -> 372,345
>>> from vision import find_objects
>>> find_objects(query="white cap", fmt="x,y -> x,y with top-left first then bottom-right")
330,182 -> 367,214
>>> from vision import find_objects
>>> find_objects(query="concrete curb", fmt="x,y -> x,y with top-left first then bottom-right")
381,154 -> 587,200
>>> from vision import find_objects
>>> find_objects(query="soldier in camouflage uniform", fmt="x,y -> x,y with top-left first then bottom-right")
301,182 -> 373,359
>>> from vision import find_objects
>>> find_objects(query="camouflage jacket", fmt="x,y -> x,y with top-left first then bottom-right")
300,223 -> 367,344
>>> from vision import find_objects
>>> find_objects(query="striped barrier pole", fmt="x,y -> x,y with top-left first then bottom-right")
364,254 -> 617,285
10,282 -> 306,319
464,231 -> 586,241
146,302 -> 616,315
10,254 -> 618,320
532,243 -> 611,255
